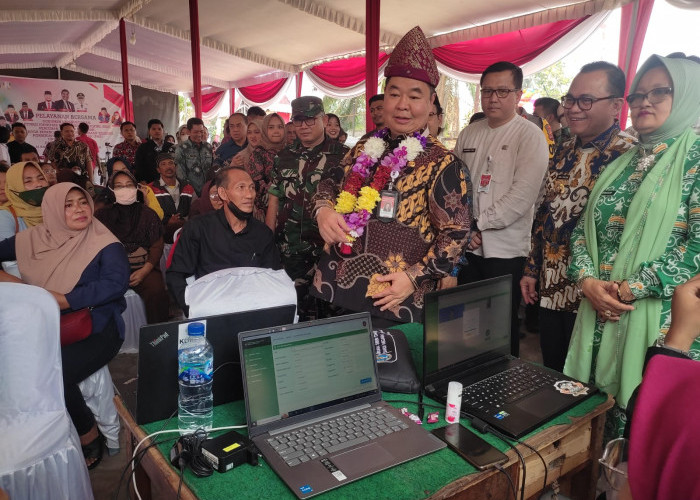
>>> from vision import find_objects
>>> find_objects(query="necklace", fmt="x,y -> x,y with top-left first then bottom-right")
636,142 -> 668,171
334,128 -> 426,253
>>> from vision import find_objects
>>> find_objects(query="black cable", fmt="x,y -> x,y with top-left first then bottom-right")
495,464 -> 518,500
486,424 -> 548,496
113,437 -> 171,500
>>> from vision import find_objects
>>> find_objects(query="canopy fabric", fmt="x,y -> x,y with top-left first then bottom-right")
0,0 -> 627,95
238,77 -> 292,109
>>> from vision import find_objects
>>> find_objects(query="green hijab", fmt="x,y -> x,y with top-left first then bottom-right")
631,54 -> 700,147
565,54 -> 700,408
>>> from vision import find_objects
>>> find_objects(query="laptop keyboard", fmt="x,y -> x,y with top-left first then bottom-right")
462,364 -> 560,414
266,407 -> 410,467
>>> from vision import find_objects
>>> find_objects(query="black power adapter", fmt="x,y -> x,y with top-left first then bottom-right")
200,429 -> 259,473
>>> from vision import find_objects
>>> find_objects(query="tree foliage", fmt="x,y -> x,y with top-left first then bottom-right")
523,61 -> 572,99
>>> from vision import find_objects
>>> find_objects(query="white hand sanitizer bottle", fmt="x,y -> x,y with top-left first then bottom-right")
445,381 -> 462,424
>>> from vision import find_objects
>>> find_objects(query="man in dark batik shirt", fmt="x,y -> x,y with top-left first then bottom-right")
313,26 -> 472,325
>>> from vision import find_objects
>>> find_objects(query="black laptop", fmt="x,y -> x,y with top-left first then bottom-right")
422,276 -> 597,438
136,304 -> 296,425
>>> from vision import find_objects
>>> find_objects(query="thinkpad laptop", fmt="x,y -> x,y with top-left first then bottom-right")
239,313 -> 445,499
423,276 -> 597,438
136,304 -> 296,425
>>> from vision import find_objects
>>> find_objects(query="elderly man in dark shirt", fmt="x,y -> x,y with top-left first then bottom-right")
166,166 -> 281,314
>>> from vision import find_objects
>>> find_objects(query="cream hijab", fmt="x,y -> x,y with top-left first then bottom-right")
16,183 -> 118,294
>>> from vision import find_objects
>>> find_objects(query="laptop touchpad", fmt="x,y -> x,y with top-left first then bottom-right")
517,390 -> 565,417
331,443 -> 393,476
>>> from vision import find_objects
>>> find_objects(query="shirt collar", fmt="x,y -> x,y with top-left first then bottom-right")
576,122 -> 621,152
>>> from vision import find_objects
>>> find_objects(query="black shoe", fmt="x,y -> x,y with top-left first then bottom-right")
82,431 -> 105,470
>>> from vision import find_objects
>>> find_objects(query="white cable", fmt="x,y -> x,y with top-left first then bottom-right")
130,424 -> 247,500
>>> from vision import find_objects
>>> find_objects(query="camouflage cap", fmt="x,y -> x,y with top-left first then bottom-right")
291,96 -> 324,119
156,152 -> 175,165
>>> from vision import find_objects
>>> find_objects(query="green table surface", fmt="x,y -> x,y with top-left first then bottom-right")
142,323 -> 607,500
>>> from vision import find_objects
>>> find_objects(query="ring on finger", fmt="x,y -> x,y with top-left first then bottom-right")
604,310 -> 612,318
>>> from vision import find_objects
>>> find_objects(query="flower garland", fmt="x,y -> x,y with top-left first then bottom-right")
334,128 -> 426,253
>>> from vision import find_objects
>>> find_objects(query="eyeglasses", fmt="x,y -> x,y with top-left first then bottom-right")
428,112 -> 442,117
209,193 -> 221,200
625,87 -> 673,108
480,88 -> 520,98
560,95 -> 618,111
292,116 -> 318,127
113,184 -> 135,190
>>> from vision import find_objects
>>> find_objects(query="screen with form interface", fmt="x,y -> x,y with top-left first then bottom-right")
242,316 -> 377,428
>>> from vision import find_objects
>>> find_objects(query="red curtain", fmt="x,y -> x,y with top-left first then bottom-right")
196,91 -> 224,114
618,0 -> 655,127
238,77 -> 288,104
433,17 -> 588,74
310,52 -> 389,88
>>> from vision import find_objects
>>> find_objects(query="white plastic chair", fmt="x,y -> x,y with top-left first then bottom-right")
0,283 -> 94,500
185,267 -> 298,321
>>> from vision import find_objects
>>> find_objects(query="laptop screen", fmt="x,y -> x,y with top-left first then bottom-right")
423,276 -> 511,385
241,314 -> 379,432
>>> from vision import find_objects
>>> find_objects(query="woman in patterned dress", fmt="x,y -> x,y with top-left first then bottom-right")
566,53 -> 700,439
247,113 -> 286,222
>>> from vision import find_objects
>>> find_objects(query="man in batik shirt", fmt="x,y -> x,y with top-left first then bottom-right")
313,26 -> 472,325
266,96 -> 348,318
520,61 -> 635,371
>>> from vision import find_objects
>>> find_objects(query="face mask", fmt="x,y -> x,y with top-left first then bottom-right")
14,186 -> 48,207
227,201 -> 253,221
113,186 -> 138,205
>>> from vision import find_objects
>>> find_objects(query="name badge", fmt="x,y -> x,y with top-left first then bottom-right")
462,148 -> 476,153
478,174 -> 492,193
378,190 -> 400,222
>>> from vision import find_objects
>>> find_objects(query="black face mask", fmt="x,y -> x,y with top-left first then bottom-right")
227,201 -> 253,221
14,186 -> 48,207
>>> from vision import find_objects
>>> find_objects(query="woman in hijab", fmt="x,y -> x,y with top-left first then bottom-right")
566,53 -> 700,440
0,161 -> 50,240
0,182 -> 130,469
230,117 -> 263,168
248,113 -> 286,222
104,157 -> 163,220
189,179 -> 224,218
95,169 -> 168,324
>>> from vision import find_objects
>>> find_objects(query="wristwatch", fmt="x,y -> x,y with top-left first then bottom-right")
575,276 -> 593,298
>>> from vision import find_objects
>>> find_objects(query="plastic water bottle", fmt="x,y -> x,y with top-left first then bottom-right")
178,322 -> 214,434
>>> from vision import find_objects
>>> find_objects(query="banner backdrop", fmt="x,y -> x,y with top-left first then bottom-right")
0,75 -> 127,160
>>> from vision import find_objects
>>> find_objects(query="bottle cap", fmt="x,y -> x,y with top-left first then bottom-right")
447,381 -> 462,399
187,322 -> 205,336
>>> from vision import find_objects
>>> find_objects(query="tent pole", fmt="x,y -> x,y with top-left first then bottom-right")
230,88 -> 236,115
119,18 -> 133,122
296,72 -> 303,99
365,0 -> 380,132
189,0 -> 203,118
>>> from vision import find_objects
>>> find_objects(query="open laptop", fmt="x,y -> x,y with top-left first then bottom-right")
423,276 -> 597,438
136,304 -> 296,425
239,313 -> 445,499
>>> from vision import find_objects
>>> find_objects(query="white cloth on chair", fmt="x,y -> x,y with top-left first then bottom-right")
0,283 -> 93,500
79,365 -> 120,452
185,267 -> 297,320
119,289 -> 147,353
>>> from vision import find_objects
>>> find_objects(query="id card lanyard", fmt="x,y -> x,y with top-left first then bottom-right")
478,155 -> 493,193
378,171 -> 400,222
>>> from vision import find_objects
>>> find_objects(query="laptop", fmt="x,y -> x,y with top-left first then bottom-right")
239,313 -> 446,499
422,276 -> 597,438
136,304 -> 296,425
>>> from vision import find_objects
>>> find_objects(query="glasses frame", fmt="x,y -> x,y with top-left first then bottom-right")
560,94 -> 618,111
292,116 -> 319,128
480,88 -> 520,99
625,87 -> 673,108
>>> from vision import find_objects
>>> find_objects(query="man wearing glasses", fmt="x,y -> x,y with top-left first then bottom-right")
266,96 -> 348,318
520,61 -> 636,371
454,61 -> 549,357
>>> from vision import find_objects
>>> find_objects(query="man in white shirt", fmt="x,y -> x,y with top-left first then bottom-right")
454,61 -> 549,356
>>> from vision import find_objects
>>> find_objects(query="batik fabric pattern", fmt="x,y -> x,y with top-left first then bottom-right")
312,134 -> 472,323
524,124 -> 635,312
568,136 -> 700,439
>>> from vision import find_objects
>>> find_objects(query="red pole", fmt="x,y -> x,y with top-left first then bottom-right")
296,72 -> 303,98
230,88 -> 236,115
118,18 -> 133,121
189,0 -> 202,118
365,0 -> 380,131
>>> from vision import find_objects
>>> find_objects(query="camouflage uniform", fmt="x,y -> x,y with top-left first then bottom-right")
268,136 -> 348,282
